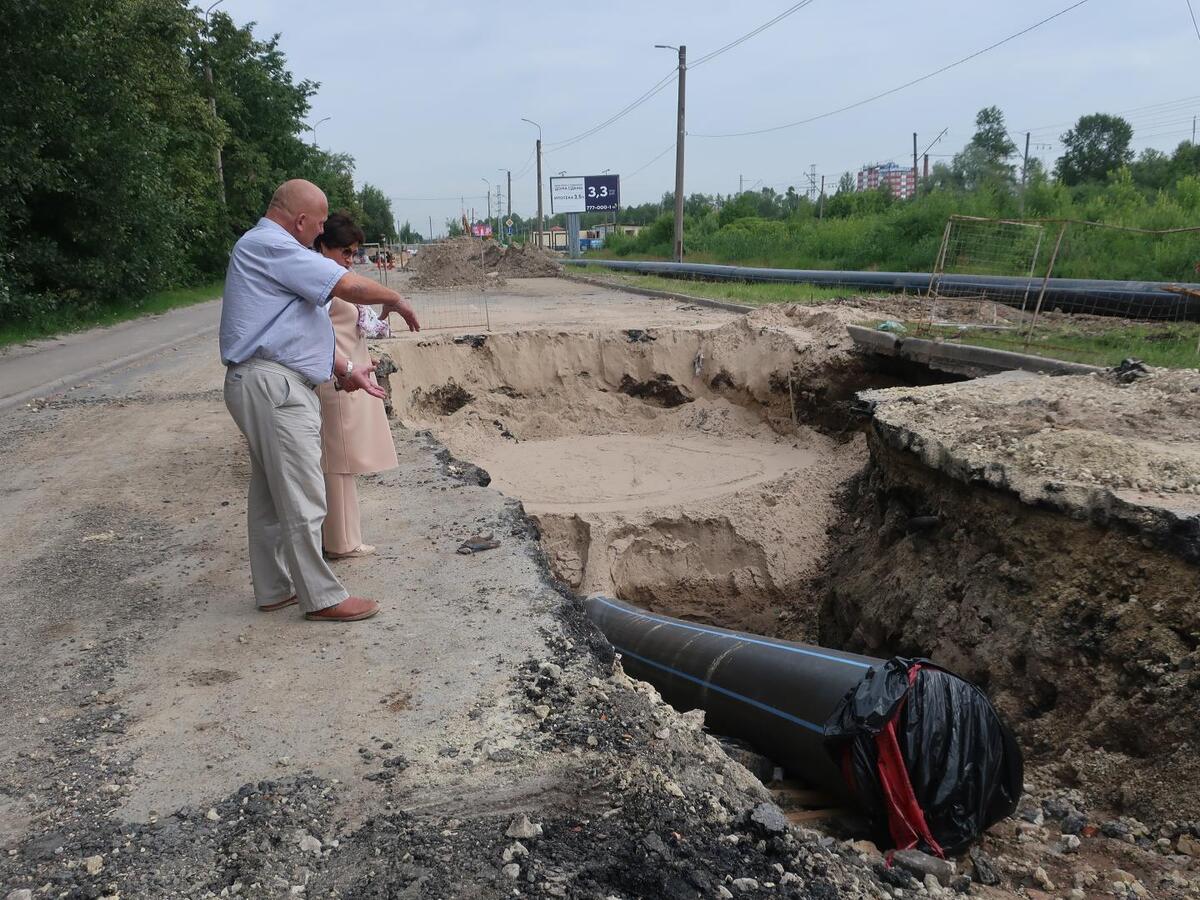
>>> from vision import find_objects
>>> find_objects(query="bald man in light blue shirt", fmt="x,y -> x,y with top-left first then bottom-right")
221,179 -> 419,623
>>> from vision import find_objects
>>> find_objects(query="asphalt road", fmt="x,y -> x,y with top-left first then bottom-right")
0,298 -> 221,411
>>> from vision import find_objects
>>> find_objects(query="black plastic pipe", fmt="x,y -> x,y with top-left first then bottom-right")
585,595 -> 1023,854
586,595 -> 875,800
564,258 -> 1200,321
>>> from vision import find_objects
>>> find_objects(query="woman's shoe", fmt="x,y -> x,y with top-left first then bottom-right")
324,544 -> 377,560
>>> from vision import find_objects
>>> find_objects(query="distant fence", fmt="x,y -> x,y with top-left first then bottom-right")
929,216 -> 1200,324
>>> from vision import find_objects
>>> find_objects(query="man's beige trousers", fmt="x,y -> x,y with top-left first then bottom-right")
224,359 -> 349,613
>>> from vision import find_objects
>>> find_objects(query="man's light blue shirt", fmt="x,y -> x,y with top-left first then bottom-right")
219,217 -> 348,385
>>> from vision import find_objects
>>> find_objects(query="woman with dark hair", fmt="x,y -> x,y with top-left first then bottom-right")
313,212 -> 399,559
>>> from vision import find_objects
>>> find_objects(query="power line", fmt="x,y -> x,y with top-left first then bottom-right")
1022,97 -> 1200,136
539,1 -> 819,157
543,68 -> 678,154
1188,0 -> 1200,44
625,142 -> 677,180
691,0 -> 1093,139
690,0 -> 819,68
388,194 -> 489,202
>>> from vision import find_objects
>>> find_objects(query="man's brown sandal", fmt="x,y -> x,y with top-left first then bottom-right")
304,596 -> 380,622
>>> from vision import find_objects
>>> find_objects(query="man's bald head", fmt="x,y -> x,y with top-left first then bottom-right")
265,179 -> 330,248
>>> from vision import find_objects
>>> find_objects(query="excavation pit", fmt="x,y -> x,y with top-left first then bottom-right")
381,304 -> 1200,827
384,308 -> 887,637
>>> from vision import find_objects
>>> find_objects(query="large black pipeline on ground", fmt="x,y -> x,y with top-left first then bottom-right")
564,258 -> 1200,321
586,595 -> 1023,856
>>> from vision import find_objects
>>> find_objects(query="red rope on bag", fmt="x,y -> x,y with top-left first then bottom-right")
876,665 -> 944,859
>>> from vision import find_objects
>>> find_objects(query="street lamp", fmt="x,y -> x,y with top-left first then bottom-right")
521,117 -> 543,247
481,177 -> 492,232
310,116 -> 331,148
498,168 -> 510,237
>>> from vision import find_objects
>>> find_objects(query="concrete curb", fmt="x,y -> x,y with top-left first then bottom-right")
845,324 -> 1105,378
561,273 -> 754,314
0,323 -> 219,413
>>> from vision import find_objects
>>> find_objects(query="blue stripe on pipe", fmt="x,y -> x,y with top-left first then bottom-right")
613,644 -> 825,734
593,596 -> 871,670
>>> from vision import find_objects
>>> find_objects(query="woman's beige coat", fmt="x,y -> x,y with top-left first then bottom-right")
317,298 -> 398,475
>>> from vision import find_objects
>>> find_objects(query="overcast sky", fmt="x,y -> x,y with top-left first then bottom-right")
219,0 -> 1200,235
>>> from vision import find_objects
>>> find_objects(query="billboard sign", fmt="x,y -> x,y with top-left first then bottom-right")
470,223 -> 493,237
550,174 -> 620,213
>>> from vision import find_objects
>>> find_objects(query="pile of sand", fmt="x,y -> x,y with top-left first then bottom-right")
410,237 -> 561,289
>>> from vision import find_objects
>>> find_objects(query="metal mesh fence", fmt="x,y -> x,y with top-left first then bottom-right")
361,259 -> 491,332
921,217 -> 1200,366
403,289 -> 491,332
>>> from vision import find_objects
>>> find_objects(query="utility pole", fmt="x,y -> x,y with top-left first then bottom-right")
912,132 -> 918,199
923,154 -> 929,179
203,0 -> 226,207
739,174 -> 744,195
1193,116 -> 1196,144
523,118 -> 543,247
1020,131 -> 1031,217
506,170 -> 512,217
657,43 -> 686,261
818,175 -> 825,219
428,215 -> 433,242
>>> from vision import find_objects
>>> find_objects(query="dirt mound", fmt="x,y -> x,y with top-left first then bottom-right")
409,237 -> 491,289
489,240 -> 562,279
824,366 -> 1200,821
410,237 -> 561,289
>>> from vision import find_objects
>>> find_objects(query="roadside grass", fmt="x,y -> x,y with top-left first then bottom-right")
0,281 -> 222,349
908,321 -> 1200,370
575,266 -> 847,306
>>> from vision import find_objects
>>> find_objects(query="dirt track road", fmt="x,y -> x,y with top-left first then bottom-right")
5,281 -> 884,899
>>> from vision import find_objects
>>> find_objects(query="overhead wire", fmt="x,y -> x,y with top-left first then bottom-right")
690,0 -> 819,68
1019,95 -> 1200,135
625,142 -> 677,180
1188,0 -> 1200,44
388,194 -> 489,202
539,0 -> 821,157
542,69 -> 678,154
690,0 -> 1094,138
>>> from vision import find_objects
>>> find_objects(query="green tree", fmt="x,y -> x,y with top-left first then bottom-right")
195,11 -> 319,235
358,184 -> 396,242
0,0 -> 219,323
952,106 -> 1017,190
1055,114 -> 1134,186
445,218 -> 465,238
397,222 -> 423,243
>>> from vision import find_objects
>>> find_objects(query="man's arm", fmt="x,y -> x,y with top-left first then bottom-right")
333,272 -> 420,332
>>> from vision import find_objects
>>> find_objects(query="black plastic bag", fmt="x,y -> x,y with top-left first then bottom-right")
824,658 -> 1023,857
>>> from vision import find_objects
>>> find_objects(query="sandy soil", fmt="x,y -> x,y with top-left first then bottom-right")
379,306 -> 874,635
3,282 -> 1198,898
477,434 -> 817,514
